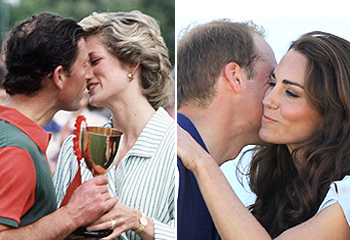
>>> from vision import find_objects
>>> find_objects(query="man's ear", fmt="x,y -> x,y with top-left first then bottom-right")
223,62 -> 244,93
52,65 -> 66,90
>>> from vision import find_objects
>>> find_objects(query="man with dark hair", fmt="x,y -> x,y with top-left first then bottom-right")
0,13 -> 117,239
177,20 -> 276,239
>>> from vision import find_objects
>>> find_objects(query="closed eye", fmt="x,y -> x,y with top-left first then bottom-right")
267,81 -> 276,87
286,90 -> 300,98
90,58 -> 101,65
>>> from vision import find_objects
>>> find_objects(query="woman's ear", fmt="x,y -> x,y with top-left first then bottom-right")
223,62 -> 244,93
130,62 -> 140,75
52,65 -> 66,89
127,62 -> 140,81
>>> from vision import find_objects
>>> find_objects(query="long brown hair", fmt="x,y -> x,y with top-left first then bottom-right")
248,32 -> 350,237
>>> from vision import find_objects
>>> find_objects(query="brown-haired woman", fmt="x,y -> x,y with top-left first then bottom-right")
178,31 -> 350,239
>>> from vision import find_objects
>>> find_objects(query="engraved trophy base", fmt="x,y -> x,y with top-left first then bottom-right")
73,227 -> 114,238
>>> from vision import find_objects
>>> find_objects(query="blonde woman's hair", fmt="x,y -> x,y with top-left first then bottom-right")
79,11 -> 172,110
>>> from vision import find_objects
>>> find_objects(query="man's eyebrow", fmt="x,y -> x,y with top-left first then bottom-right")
271,72 -> 304,89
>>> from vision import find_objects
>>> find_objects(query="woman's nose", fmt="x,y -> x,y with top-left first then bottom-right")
85,62 -> 94,80
263,88 -> 279,110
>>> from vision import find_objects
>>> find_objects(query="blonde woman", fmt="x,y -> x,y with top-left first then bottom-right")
53,11 -> 175,240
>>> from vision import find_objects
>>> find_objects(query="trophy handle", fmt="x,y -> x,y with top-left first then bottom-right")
79,120 -> 88,156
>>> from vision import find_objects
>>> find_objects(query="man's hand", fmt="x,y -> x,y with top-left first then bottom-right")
63,175 -> 118,228
0,176 -> 117,240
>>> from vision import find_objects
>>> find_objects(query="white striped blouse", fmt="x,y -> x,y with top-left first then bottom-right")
53,108 -> 175,240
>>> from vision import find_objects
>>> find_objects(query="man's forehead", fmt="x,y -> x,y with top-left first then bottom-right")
254,36 -> 276,66
76,38 -> 88,59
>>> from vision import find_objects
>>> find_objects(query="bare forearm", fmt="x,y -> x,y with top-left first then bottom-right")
192,154 -> 271,240
195,161 -> 350,240
0,207 -> 79,240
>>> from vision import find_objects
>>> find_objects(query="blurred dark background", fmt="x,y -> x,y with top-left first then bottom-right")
0,0 -> 175,65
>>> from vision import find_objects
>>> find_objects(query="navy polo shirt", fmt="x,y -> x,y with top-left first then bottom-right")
177,113 -> 221,240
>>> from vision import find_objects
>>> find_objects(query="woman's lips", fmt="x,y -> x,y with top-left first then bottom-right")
87,83 -> 98,93
262,114 -> 278,123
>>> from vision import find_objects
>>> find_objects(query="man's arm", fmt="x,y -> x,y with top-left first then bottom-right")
0,207 -> 78,240
0,175 -> 118,240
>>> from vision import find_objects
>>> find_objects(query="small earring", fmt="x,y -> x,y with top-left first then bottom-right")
127,73 -> 133,81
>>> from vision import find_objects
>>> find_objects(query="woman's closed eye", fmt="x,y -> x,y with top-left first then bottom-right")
90,58 -> 101,65
267,81 -> 300,98
286,89 -> 300,98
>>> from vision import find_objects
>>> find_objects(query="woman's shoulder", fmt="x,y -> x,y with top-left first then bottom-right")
329,176 -> 350,202
318,175 -> 350,226
333,175 -> 350,190
146,107 -> 175,136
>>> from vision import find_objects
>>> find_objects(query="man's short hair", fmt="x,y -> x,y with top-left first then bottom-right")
177,19 -> 265,108
2,12 -> 84,96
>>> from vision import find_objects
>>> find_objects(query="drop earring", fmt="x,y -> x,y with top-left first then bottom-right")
127,73 -> 133,81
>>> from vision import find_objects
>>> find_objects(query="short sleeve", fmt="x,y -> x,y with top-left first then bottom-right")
317,175 -> 350,226
0,147 -> 36,227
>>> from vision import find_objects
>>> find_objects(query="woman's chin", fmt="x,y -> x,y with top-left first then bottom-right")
259,129 -> 274,144
88,96 -> 100,107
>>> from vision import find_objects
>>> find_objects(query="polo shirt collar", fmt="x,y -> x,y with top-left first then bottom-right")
177,112 -> 209,153
0,105 -> 51,154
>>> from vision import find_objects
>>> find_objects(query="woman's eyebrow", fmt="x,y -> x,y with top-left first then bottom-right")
282,79 -> 304,89
271,72 -> 304,89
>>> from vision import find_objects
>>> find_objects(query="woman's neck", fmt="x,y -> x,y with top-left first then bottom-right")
111,102 -> 155,134
109,99 -> 156,165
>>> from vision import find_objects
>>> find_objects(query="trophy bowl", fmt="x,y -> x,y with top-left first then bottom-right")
80,124 -> 123,176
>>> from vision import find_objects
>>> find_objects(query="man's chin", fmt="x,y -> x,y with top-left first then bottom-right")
62,102 -> 82,112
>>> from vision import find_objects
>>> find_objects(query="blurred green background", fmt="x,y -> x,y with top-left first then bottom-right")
0,0 -> 175,65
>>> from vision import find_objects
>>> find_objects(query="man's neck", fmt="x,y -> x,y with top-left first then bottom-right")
4,94 -> 58,127
179,106 -> 245,166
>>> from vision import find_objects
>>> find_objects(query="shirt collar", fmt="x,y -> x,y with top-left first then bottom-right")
177,112 -> 209,153
0,105 -> 51,154
103,107 -> 172,159
127,107 -> 172,159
